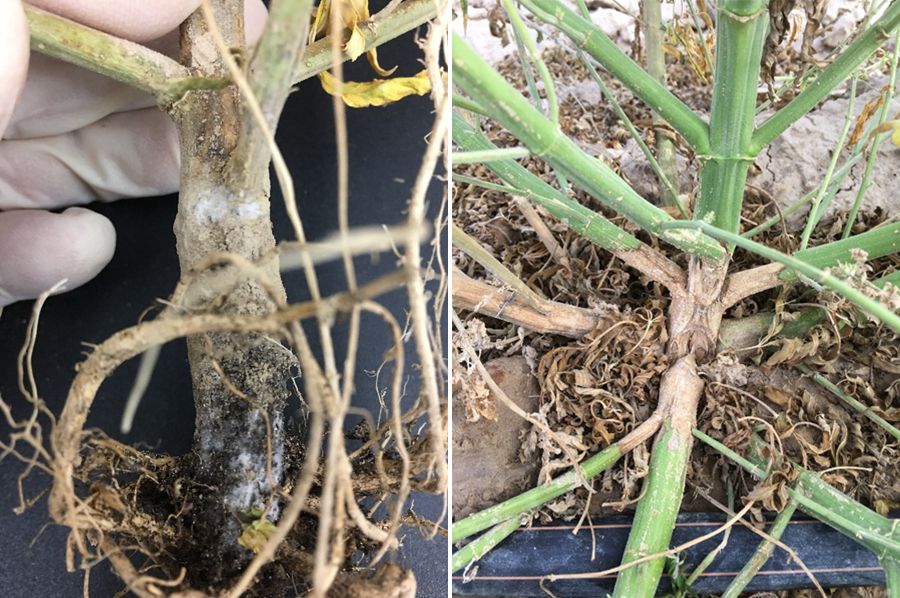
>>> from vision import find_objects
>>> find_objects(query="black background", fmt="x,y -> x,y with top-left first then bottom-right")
0,14 -> 447,597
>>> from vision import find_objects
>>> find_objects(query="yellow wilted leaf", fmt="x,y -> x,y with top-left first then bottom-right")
238,514 -> 277,554
367,47 -> 397,77
319,70 -> 431,108
345,25 -> 367,61
311,0 -> 383,65
871,119 -> 900,146
310,0 -> 330,41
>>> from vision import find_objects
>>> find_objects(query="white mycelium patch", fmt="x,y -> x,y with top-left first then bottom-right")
223,410 -> 285,519
192,190 -> 262,224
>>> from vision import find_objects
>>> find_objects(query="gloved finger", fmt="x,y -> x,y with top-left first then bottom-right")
4,52 -> 155,141
0,108 -> 180,211
0,0 -> 29,136
27,0 -> 202,43
0,207 -> 116,307
5,0 -> 268,141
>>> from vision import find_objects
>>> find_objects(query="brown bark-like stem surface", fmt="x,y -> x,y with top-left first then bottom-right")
170,2 -> 298,585
452,269 -> 616,337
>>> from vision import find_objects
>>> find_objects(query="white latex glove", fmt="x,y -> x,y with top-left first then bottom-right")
0,0 -> 267,307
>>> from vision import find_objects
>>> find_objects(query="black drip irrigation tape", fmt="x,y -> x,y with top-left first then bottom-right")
451,511 -> 894,596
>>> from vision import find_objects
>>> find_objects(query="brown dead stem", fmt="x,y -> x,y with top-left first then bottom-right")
668,258 -> 730,360
452,269 -> 616,337
613,245 -> 686,292
723,261 -> 785,307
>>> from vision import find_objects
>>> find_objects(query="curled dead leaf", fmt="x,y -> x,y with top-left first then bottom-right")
311,0 -> 397,77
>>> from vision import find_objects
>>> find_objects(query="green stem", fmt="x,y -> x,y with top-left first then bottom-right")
721,501 -> 798,598
452,147 -> 531,163
508,9 -> 543,117
572,0 -> 686,217
292,0 -> 437,83
796,364 -> 900,441
451,223 -> 547,308
700,432 -> 900,560
790,470 -> 900,559
501,0 -> 570,192
247,0 -> 315,131
452,34 -> 724,259
662,220 -> 900,332
789,221 -> 900,279
451,514 -> 529,573
884,558 -> 900,598
877,270 -> 900,289
613,422 -> 694,597
843,33 -> 900,238
692,429 -> 766,479
613,357 -> 703,598
451,443 -> 622,543
799,78 -> 858,250
743,152 -> 864,239
501,0 -> 558,123
519,0 -> 712,153
25,6 -> 222,108
694,0 -> 768,235
686,482 -> 735,588
752,0 -> 900,151
686,0 -> 715,79
452,112 -> 642,252
641,0 -> 680,209
778,305 -> 827,337
453,94 -> 491,117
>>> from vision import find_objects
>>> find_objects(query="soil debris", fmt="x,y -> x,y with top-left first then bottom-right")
452,356 -> 542,518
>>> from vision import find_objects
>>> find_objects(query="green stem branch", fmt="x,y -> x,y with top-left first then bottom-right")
25,5 -> 222,108
694,0 -> 768,235
698,432 -> 900,561
452,114 -> 687,289
248,0 -> 315,132
641,0 -> 680,209
752,0 -> 900,151
796,364 -> 900,441
721,501 -> 798,598
452,34 -> 724,259
452,147 -> 531,163
452,112 -> 641,252
452,514 -> 530,573
451,443 -> 622,543
799,78 -> 858,250
519,0 -> 711,152
843,33 -> 900,238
